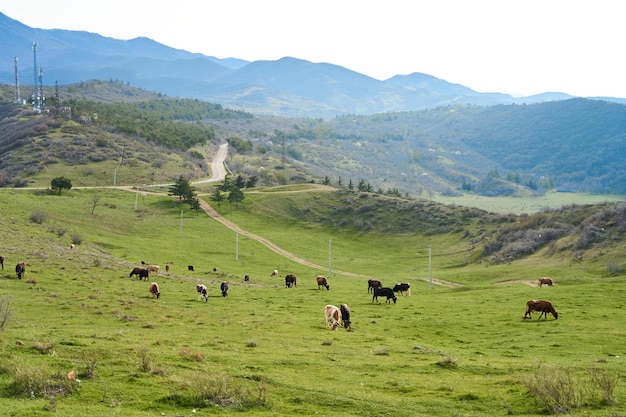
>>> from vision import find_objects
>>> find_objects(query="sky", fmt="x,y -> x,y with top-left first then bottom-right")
2,0 -> 625,98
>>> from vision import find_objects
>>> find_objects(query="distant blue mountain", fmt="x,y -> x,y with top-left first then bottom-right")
1,11 -> 618,118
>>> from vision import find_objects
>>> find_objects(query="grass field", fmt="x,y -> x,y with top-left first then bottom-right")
0,187 -> 624,416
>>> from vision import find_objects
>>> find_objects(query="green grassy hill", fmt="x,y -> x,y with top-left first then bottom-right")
0,185 -> 624,416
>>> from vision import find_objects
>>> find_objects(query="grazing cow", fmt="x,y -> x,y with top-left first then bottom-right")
524,299 -> 558,320
244,274 -> 250,282
324,304 -> 342,330
15,262 -> 25,279
196,284 -> 208,302
220,282 -> 229,297
538,277 -> 553,287
271,269 -> 278,277
316,276 -> 330,290
0,256 -> 4,271
188,265 -> 195,272
129,267 -> 149,280
285,274 -> 297,288
70,244 -> 75,250
149,282 -> 161,299
340,303 -> 352,330
393,282 -> 411,296
368,279 -> 382,293
165,264 -> 170,272
372,286 -> 397,304
146,264 -> 160,275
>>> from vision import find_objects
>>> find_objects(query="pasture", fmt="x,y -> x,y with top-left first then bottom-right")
0,188 -> 624,416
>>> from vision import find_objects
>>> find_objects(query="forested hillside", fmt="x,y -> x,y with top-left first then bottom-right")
1,81 -> 625,196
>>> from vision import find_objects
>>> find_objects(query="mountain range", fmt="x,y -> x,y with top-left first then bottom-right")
3,11 -> 624,118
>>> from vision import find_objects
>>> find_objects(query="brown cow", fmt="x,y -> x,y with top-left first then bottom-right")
538,277 -> 553,287
524,299 -> 558,319
368,279 -> 382,293
316,276 -> 330,290
340,303 -> 352,330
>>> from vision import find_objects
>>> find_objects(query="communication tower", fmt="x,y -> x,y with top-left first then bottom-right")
14,57 -> 21,103
32,42 -> 42,113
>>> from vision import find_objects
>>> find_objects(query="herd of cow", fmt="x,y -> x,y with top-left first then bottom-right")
2,253 -> 558,327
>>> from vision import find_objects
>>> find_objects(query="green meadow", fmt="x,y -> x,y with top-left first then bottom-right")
0,187 -> 624,416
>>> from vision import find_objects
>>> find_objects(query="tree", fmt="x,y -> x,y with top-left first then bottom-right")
228,186 -> 245,208
211,188 -> 224,208
348,178 -> 354,191
169,175 -> 193,201
90,195 -> 101,215
51,176 -> 72,195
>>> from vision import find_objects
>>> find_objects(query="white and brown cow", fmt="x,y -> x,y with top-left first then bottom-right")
196,284 -> 208,302
149,282 -> 161,299
271,269 -> 278,277
324,304 -> 342,330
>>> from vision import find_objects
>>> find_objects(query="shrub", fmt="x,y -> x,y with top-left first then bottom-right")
7,363 -> 78,399
30,211 -> 47,224
70,232 -> 82,245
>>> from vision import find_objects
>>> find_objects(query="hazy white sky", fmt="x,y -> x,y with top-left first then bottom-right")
3,0 -> 625,97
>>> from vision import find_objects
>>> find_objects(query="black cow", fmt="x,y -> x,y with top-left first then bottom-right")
368,279 -> 382,293
15,262 -> 25,279
188,265 -> 195,272
220,282 -> 229,297
244,274 -> 250,282
393,282 -> 411,296
0,256 -> 4,270
129,267 -> 149,280
340,303 -> 352,330
285,274 -> 297,288
372,286 -> 397,304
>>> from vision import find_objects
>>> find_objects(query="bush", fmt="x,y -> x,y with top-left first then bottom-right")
30,211 -> 47,224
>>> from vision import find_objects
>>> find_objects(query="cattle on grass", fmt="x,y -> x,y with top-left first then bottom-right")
368,279 -> 382,293
165,264 -> 170,272
196,284 -> 208,302
285,274 -> 297,288
524,299 -> 558,320
220,282 -> 229,297
15,262 -> 25,279
372,286 -> 397,304
340,303 -> 352,330
393,282 -> 411,296
146,264 -> 160,275
244,274 -> 250,282
130,267 -> 149,280
316,276 -> 330,290
0,256 -> 4,271
271,269 -> 278,277
538,277 -> 553,287
149,282 -> 161,299
188,265 -> 195,272
324,305 -> 342,330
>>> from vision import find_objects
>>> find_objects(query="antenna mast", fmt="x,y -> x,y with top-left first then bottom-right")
14,57 -> 21,103
32,42 -> 41,113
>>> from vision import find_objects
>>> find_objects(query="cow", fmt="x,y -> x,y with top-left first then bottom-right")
324,305 -> 342,330
271,269 -> 278,277
393,282 -> 411,296
220,282 -> 229,297
368,279 -> 382,293
188,265 -> 195,272
524,299 -> 558,320
149,282 -> 161,299
538,277 -> 553,287
372,286 -> 397,304
165,264 -> 170,272
340,303 -> 352,330
0,256 -> 4,271
196,284 -> 208,302
15,262 -> 25,279
285,274 -> 297,288
129,267 -> 149,280
146,264 -> 160,275
244,274 -> 250,282
316,276 -> 330,290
